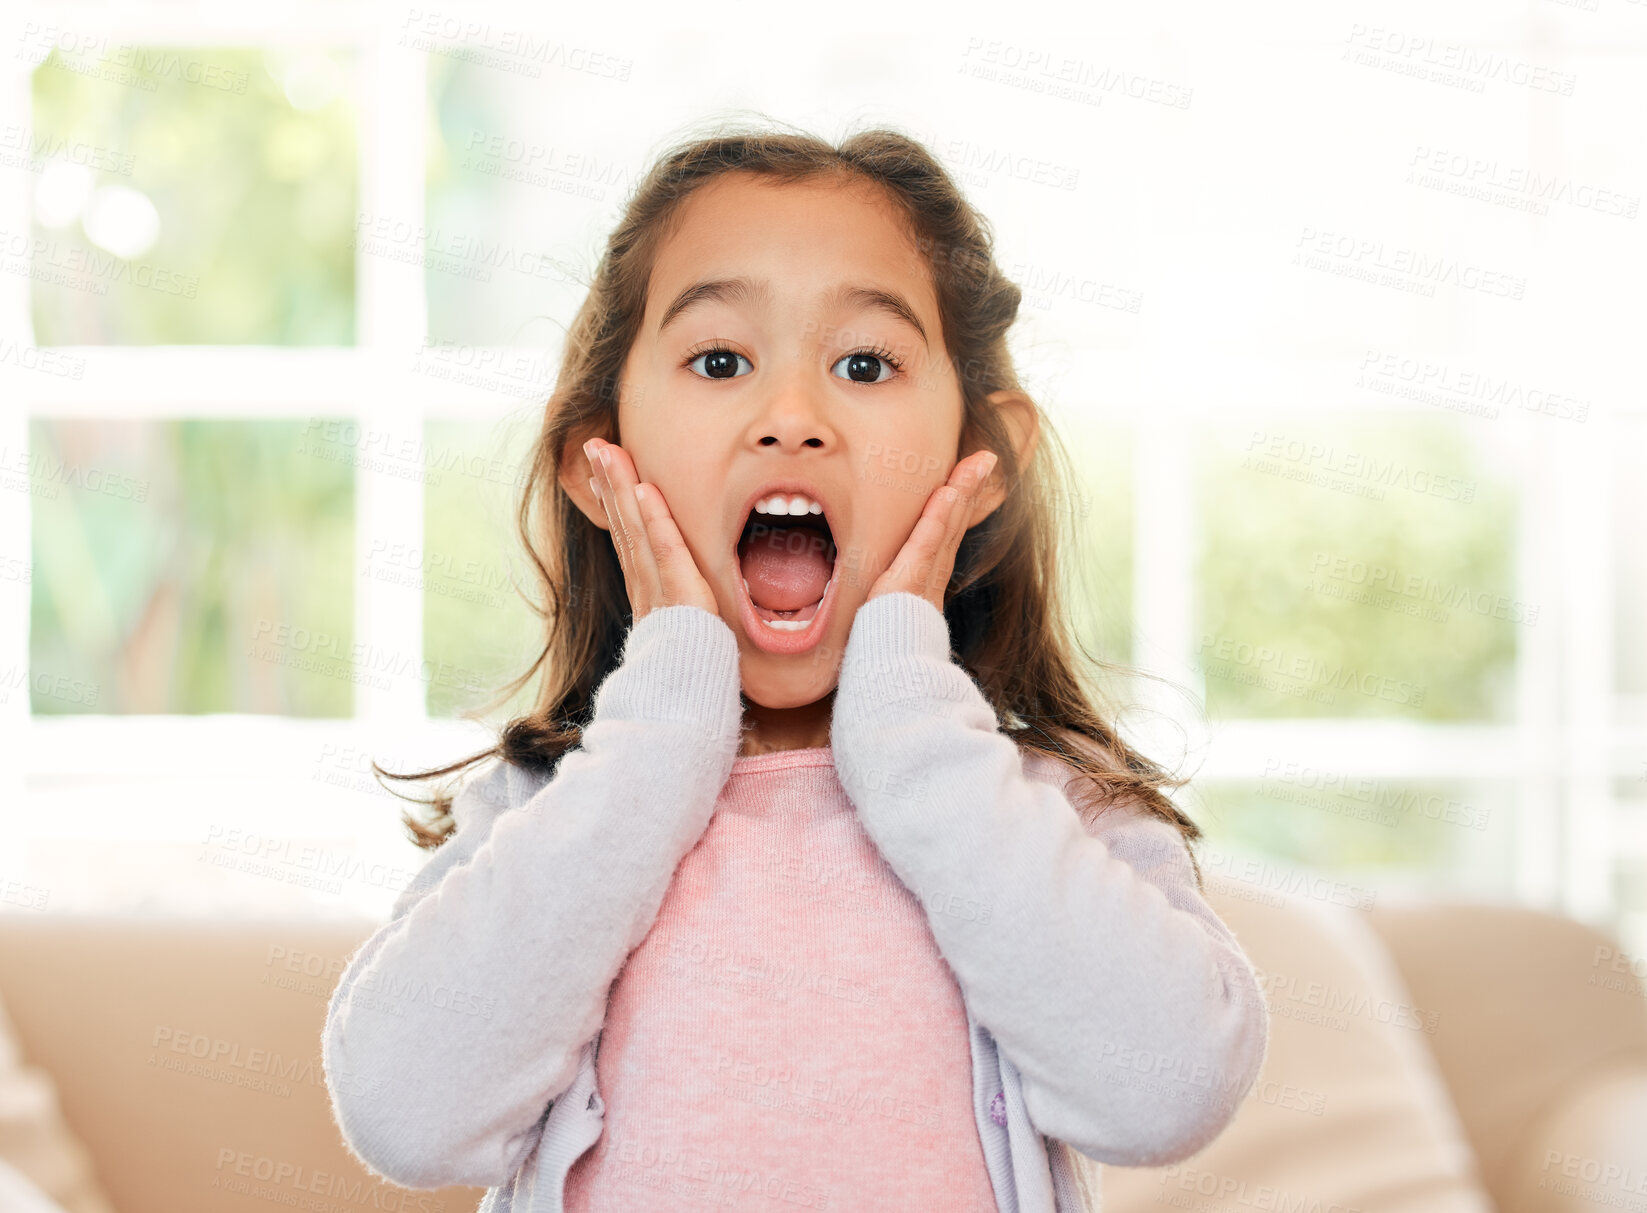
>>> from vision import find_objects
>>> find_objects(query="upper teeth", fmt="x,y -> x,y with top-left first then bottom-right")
754,494 -> 823,517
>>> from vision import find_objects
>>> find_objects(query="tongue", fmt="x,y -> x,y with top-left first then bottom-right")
739,524 -> 833,611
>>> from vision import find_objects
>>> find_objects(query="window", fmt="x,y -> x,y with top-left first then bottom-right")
5,21 -> 1642,955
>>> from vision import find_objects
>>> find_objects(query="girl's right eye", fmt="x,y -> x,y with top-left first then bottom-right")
684,347 -> 752,380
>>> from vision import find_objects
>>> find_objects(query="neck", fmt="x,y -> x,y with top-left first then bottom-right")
738,691 -> 834,756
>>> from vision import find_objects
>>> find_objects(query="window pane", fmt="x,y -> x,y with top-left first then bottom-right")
1618,853 -> 1647,966
1196,414 -> 1521,721
1194,777 -> 1516,901
421,418 -> 541,719
1059,415 -> 1132,668
424,56 -> 620,346
29,419 -> 354,714
27,46 -> 357,344
1618,414 -> 1646,701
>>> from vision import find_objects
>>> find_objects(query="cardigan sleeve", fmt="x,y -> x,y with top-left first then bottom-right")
321,603 -> 745,1190
829,591 -> 1269,1166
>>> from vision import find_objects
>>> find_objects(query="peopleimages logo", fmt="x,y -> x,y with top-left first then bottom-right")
1197,632 -> 1428,710
208,1147 -> 447,1210
1293,227 -> 1526,300
1342,23 -> 1577,96
1259,758 -> 1492,832
0,228 -> 200,298
1407,147 -> 1638,219
958,39 -> 1194,108
1308,552 -> 1539,627
1357,348 -> 1592,424
1160,1163 -> 1367,1213
1244,429 -> 1477,505
1538,1149 -> 1647,1196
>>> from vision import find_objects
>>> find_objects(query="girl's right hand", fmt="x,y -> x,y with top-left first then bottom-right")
585,438 -> 720,623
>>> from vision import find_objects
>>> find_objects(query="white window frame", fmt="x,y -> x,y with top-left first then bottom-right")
2,11 -> 1641,946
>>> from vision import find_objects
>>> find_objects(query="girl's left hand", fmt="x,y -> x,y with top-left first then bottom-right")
865,450 -> 999,614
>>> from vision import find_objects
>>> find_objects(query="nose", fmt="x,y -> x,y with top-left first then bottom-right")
745,360 -> 837,451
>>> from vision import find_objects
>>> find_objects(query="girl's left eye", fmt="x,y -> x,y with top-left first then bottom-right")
830,348 -> 903,384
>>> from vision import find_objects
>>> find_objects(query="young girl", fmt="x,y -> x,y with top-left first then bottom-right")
323,123 -> 1268,1213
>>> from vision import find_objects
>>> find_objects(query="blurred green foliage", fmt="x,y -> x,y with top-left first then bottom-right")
424,57 -> 613,348
422,417 -> 543,720
30,419 -> 355,714
3,40 -> 1574,913
424,54 -> 502,346
1057,418 -> 1133,671
1197,414 -> 1519,722
30,47 -> 356,344
1191,776 -> 1512,888
19,47 -> 1522,834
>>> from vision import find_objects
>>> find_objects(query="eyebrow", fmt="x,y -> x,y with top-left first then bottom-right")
656,275 -> 929,348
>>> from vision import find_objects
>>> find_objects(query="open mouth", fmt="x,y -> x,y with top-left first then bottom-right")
734,498 -> 839,643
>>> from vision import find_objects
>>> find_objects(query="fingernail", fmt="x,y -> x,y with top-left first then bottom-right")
584,439 -> 597,459
598,447 -> 611,468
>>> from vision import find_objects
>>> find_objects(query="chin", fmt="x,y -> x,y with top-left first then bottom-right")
736,653 -> 840,710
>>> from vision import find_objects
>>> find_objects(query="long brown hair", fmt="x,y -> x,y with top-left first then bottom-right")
377,117 -> 1205,888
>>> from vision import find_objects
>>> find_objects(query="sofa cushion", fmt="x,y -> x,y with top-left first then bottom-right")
1098,860 -> 1495,1212
1364,900 -> 1647,1212
0,988 -> 118,1213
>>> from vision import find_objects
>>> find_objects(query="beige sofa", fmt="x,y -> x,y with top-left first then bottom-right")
2,881 -> 1645,1213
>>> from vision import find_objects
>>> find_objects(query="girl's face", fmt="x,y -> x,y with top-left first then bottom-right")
610,172 -> 969,708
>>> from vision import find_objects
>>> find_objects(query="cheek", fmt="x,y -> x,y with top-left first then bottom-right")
628,423 -> 732,543
857,431 -> 953,510
640,470 -> 726,564
650,473 -> 703,525
858,416 -> 954,487
855,482 -> 924,567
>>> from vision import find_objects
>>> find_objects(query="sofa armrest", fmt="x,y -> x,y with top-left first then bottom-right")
1363,901 -> 1647,1212
1497,1063 -> 1647,1213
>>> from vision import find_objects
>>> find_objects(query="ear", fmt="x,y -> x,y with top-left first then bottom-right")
557,423 -> 613,532
962,389 -> 1040,527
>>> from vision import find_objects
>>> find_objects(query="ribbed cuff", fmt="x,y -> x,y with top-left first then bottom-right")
596,603 -> 743,738
834,591 -> 959,730
853,590 -> 952,657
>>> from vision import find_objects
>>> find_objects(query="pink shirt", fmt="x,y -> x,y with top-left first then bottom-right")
563,746 -> 1000,1212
